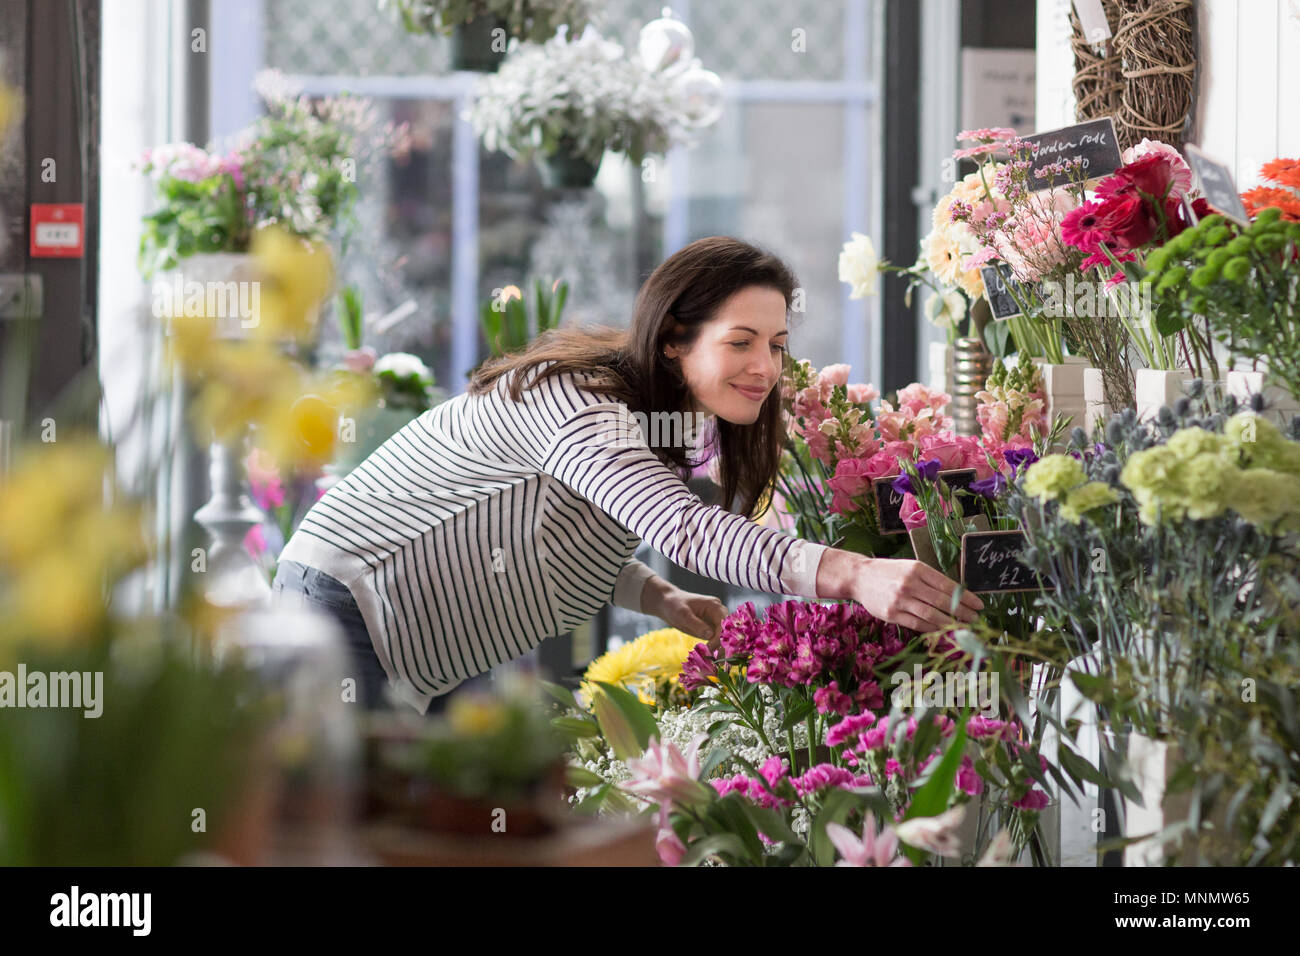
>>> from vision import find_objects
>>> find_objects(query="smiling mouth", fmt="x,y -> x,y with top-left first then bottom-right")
732,384 -> 767,400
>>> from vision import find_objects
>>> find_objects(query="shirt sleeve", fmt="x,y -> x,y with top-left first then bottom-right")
540,401 -> 828,597
611,557 -> 659,613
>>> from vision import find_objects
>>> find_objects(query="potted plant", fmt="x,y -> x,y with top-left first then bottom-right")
379,0 -> 597,73
138,69 -> 411,282
467,25 -> 721,189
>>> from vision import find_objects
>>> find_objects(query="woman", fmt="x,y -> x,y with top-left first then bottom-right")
275,236 -> 982,713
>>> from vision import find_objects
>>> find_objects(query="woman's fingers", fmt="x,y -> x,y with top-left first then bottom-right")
910,563 -> 984,620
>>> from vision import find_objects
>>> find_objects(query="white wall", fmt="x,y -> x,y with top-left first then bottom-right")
1038,0 -> 1300,180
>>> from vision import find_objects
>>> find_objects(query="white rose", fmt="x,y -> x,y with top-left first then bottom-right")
838,232 -> 880,299
925,289 -> 967,329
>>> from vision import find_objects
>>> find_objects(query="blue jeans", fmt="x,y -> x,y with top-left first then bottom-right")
272,560 -> 393,710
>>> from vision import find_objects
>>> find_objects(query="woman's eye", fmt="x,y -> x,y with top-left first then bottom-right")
771,344 -> 786,354
730,342 -> 750,350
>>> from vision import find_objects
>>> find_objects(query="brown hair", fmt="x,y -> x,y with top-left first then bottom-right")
467,236 -> 800,518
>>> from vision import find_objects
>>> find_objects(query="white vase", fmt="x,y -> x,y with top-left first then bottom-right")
1032,356 -> 1092,436
155,252 -> 261,339
1122,733 -> 1226,866
1134,367 -> 1224,422
1082,368 -> 1110,438
1225,369 -> 1300,425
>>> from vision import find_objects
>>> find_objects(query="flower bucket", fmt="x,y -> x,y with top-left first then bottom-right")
1082,368 -> 1110,438
538,145 -> 602,189
1032,356 -> 1092,435
449,16 -> 508,72
1134,367 -> 1224,422
1225,369 -> 1300,424
158,252 -> 260,341
951,337 -> 992,437
1121,733 -> 1226,866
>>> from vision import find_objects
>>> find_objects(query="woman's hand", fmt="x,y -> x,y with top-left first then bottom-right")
642,577 -> 729,647
852,557 -> 983,633
816,547 -> 983,634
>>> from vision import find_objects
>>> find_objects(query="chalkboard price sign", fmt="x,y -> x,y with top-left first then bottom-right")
1022,117 -> 1123,191
980,265 -> 1044,320
873,468 -> 979,535
1184,144 -> 1250,227
959,529 -> 1044,593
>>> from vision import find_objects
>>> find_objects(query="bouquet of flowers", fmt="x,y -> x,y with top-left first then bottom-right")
138,70 -> 411,279
467,26 -> 715,169
556,602 -> 1074,866
379,0 -> 595,43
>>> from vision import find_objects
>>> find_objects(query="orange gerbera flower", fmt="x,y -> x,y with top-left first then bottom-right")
1241,187 -> 1300,222
1260,157 -> 1300,189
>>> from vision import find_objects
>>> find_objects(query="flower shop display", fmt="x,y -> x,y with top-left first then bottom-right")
379,0 -> 596,72
1003,389 -> 1300,864
555,604 -> 1081,866
467,20 -> 722,188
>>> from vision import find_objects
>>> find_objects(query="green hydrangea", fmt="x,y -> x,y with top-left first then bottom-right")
1121,429 -> 1234,525
1059,481 -> 1121,523
1223,412 -> 1300,474
1230,469 -> 1300,532
1022,454 -> 1086,501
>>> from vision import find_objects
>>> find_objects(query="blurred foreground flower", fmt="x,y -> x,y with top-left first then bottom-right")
0,439 -> 150,653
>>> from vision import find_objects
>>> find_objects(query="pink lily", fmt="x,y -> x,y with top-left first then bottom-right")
827,817 -> 911,867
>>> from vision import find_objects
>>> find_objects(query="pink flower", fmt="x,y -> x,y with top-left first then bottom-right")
900,492 -> 928,531
966,715 -> 1007,739
1061,199 -> 1110,253
813,681 -> 854,716
244,524 -> 267,557
622,735 -> 713,809
827,712 -> 877,747
245,447 -> 285,510
894,805 -> 966,858
957,127 -> 1017,143
654,802 -> 686,866
827,817 -> 912,867
957,756 -> 984,796
846,383 -> 880,404
818,363 -> 852,387
1013,787 -> 1050,811
678,644 -> 718,690
758,755 -> 789,789
343,346 -> 378,373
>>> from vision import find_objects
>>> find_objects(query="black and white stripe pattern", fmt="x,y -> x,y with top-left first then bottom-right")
278,361 -> 827,712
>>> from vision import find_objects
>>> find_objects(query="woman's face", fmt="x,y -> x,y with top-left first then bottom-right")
665,285 -> 789,426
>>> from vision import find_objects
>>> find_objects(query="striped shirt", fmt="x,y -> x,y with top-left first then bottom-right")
277,361 -> 828,713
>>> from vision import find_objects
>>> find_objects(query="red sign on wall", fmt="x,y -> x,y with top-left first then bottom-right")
30,203 -> 85,258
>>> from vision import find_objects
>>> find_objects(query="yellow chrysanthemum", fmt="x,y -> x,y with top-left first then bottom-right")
580,627 -> 704,707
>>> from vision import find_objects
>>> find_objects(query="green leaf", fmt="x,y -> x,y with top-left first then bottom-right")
1056,744 -> 1110,788
679,833 -> 749,867
550,716 -> 600,739
565,765 -> 606,788
779,697 -> 816,732
590,681 -> 659,760
740,801 -> 801,846
903,715 -> 968,822
540,680 -> 578,711
809,787 -> 864,866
